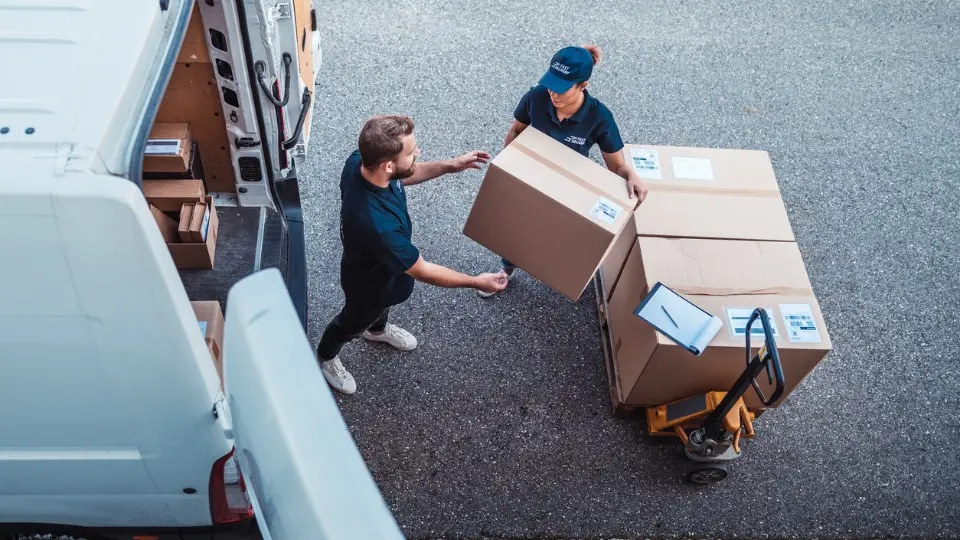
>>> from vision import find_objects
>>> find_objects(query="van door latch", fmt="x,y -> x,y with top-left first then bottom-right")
235,137 -> 261,148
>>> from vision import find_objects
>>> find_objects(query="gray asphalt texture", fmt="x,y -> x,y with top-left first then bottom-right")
299,1 -> 960,538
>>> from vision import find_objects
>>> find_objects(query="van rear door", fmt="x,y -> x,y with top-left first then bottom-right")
222,269 -> 404,540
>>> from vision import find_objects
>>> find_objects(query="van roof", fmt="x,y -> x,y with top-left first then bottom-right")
0,0 -> 170,175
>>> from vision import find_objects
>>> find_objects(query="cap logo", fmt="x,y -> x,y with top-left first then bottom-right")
551,61 -> 571,75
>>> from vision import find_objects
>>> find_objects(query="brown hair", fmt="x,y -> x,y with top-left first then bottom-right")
358,115 -> 415,168
582,44 -> 602,65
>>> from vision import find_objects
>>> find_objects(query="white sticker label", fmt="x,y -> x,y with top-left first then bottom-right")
198,321 -> 208,336
590,197 -> 622,225
780,304 -> 822,343
200,206 -> 211,242
726,307 -> 778,340
144,139 -> 182,156
671,156 -> 715,181
630,148 -> 662,179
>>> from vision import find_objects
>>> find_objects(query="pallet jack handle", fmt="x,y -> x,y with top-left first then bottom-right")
744,308 -> 785,406
701,308 -> 785,441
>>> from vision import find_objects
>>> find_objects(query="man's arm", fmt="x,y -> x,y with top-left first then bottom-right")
405,256 -> 506,293
400,160 -> 454,187
402,151 -> 491,187
602,149 -> 648,202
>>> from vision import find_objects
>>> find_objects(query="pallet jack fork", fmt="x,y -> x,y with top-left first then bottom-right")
645,308 -> 785,484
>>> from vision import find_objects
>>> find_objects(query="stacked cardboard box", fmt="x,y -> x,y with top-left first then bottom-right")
143,123 -> 206,181
600,144 -> 832,410
464,134 -> 831,411
464,127 -> 638,301
144,179 -> 220,269
193,301 -> 225,386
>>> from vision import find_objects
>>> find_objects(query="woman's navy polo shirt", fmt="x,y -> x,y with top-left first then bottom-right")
514,85 -> 624,157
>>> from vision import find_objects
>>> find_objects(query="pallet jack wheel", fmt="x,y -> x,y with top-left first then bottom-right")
685,461 -> 729,484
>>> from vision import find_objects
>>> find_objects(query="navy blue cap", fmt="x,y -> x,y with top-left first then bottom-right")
538,46 -> 594,94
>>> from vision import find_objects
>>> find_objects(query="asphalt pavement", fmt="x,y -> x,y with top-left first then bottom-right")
299,1 -> 960,538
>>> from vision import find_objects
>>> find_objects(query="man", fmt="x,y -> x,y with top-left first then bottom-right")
316,115 -> 508,394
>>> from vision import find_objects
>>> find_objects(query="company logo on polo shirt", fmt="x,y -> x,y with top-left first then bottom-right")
551,61 -> 571,75
564,135 -> 586,145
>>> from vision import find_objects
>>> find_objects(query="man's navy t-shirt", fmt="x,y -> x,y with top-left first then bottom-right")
514,85 -> 624,157
338,150 -> 420,307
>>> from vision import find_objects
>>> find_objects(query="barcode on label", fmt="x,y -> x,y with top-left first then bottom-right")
779,304 -> 822,343
590,197 -> 622,225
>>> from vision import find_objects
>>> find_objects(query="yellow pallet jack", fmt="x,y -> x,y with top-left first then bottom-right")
645,308 -> 785,484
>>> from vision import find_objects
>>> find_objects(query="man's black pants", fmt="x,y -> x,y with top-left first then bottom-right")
316,301 -> 390,361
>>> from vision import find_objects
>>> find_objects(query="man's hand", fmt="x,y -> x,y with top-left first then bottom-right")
473,271 -> 508,294
406,257 -> 508,291
449,150 -> 491,173
626,174 -> 648,202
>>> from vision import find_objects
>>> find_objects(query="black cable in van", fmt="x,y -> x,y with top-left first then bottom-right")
255,53 -> 293,107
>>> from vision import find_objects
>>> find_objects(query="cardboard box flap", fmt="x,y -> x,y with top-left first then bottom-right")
638,237 -> 813,294
150,204 -> 179,243
625,144 -> 780,193
634,189 -> 795,241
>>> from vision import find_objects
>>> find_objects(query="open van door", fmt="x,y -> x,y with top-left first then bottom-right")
222,269 -> 404,540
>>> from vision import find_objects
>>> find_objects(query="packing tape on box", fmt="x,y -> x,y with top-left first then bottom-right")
671,285 -> 813,297
512,141 -> 633,208
643,183 -> 782,198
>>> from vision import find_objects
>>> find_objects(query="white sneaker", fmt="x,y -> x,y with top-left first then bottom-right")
362,323 -> 418,351
478,267 -> 517,298
320,357 -> 356,395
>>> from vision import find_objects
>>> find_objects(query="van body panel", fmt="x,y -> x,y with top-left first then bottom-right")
0,173 -> 230,528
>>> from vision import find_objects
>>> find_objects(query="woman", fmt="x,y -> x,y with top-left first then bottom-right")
479,44 -> 648,298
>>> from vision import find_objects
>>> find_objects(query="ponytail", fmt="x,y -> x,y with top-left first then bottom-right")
582,44 -> 602,65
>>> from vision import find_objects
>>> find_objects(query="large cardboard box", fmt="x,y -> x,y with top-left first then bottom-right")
192,300 -> 225,383
598,145 -> 794,302
463,127 -> 637,301
143,123 -> 193,173
607,236 -> 831,410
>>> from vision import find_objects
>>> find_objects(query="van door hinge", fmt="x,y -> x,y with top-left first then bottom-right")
269,2 -> 291,20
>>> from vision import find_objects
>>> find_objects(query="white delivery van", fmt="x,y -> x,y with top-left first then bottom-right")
0,0 -> 403,538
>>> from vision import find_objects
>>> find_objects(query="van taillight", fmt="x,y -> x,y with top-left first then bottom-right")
209,449 -> 254,524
